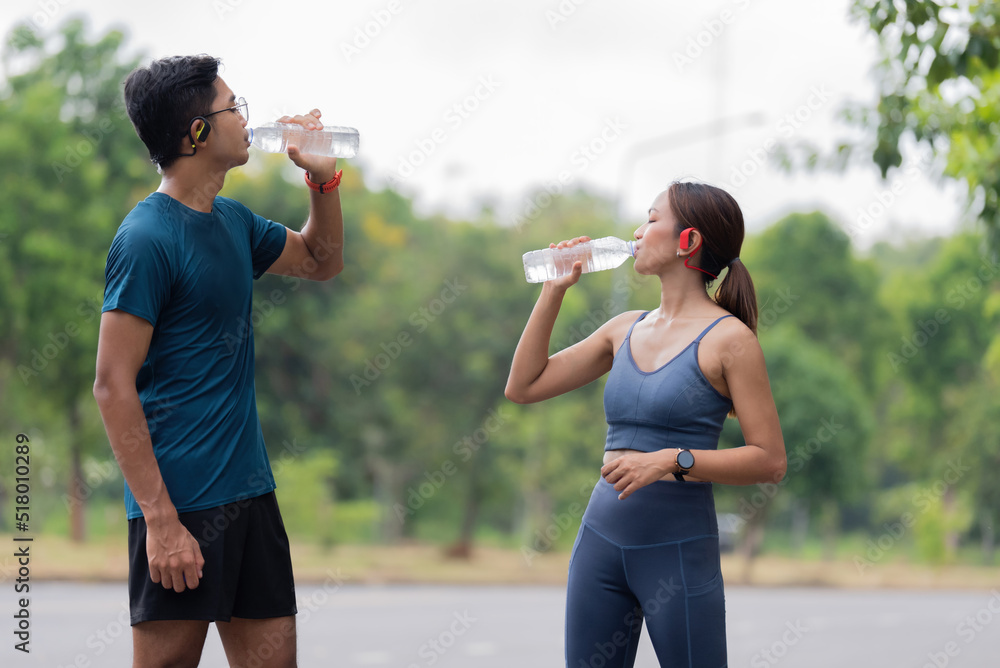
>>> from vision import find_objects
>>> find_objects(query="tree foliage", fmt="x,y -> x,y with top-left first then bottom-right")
0,19 -> 152,540
1,16 -> 996,567
822,2 -> 1000,248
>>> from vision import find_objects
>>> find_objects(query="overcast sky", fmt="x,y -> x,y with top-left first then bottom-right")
3,0 -> 969,248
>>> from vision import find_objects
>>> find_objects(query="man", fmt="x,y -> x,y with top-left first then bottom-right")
93,55 -> 344,668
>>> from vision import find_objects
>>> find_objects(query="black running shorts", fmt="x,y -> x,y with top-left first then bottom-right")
127,491 -> 297,625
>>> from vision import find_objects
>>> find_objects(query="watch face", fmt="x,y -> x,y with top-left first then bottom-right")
677,450 -> 695,470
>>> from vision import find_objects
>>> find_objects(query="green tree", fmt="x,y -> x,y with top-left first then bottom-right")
741,211 -> 885,394
947,371 -> 1000,563
709,211 -> 879,574
877,233 -> 997,472
815,2 -> 1000,248
0,19 -> 152,540
876,232 -> 998,558
763,325 -> 873,555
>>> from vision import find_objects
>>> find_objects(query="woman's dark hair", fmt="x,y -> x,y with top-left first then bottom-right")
667,181 -> 758,335
123,55 -> 221,169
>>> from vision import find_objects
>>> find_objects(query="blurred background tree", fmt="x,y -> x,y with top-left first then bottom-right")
0,19 -> 153,541
854,0 -> 1000,244
0,13 -> 997,573
785,1 -> 1000,252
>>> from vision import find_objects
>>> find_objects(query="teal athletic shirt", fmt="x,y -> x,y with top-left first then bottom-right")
102,192 -> 288,520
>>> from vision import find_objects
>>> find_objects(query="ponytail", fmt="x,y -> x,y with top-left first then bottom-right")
667,181 -> 757,335
714,260 -> 758,336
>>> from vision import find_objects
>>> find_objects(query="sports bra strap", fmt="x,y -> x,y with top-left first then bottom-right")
625,311 -> 651,341
694,314 -> 734,342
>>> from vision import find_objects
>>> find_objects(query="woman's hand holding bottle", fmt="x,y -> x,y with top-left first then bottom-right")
540,236 -> 591,291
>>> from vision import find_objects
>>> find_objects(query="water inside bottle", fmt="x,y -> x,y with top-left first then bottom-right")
250,125 -> 359,158
523,246 -> 595,282
523,238 -> 633,283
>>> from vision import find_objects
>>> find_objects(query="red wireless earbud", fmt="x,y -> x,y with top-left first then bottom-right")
679,227 -> 694,250
678,227 -> 719,279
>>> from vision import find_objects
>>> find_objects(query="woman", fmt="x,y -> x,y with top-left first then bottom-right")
505,181 -> 785,667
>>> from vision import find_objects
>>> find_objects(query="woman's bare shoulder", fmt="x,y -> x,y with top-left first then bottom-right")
703,313 -> 763,363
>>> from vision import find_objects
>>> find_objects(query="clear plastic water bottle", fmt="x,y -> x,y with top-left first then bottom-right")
522,236 -> 635,283
249,122 -> 359,158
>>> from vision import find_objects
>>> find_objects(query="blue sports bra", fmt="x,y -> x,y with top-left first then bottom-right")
603,311 -> 734,453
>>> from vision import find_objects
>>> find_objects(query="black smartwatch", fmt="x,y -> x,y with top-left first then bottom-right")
673,449 -> 695,482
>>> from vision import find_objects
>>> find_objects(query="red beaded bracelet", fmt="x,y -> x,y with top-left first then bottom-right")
304,169 -> 343,194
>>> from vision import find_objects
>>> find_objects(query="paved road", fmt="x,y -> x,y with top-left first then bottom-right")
5,582 -> 1000,666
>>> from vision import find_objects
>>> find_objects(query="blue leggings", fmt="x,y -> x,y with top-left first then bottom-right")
566,479 -> 727,668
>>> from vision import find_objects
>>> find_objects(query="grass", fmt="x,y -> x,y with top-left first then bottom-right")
3,533 -> 997,590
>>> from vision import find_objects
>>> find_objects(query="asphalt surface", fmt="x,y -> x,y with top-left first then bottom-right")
5,582 -> 1000,667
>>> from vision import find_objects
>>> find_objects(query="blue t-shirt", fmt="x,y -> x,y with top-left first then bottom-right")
102,192 -> 287,519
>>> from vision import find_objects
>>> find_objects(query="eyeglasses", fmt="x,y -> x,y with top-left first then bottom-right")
204,96 -> 248,123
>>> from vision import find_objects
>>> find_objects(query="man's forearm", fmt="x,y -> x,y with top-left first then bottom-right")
94,384 -> 176,522
300,186 -> 344,278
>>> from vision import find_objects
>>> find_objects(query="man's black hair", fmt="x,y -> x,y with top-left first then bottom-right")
123,55 -> 221,170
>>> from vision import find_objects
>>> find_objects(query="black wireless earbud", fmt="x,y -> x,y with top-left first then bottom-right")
190,117 -> 211,148
195,118 -> 211,141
